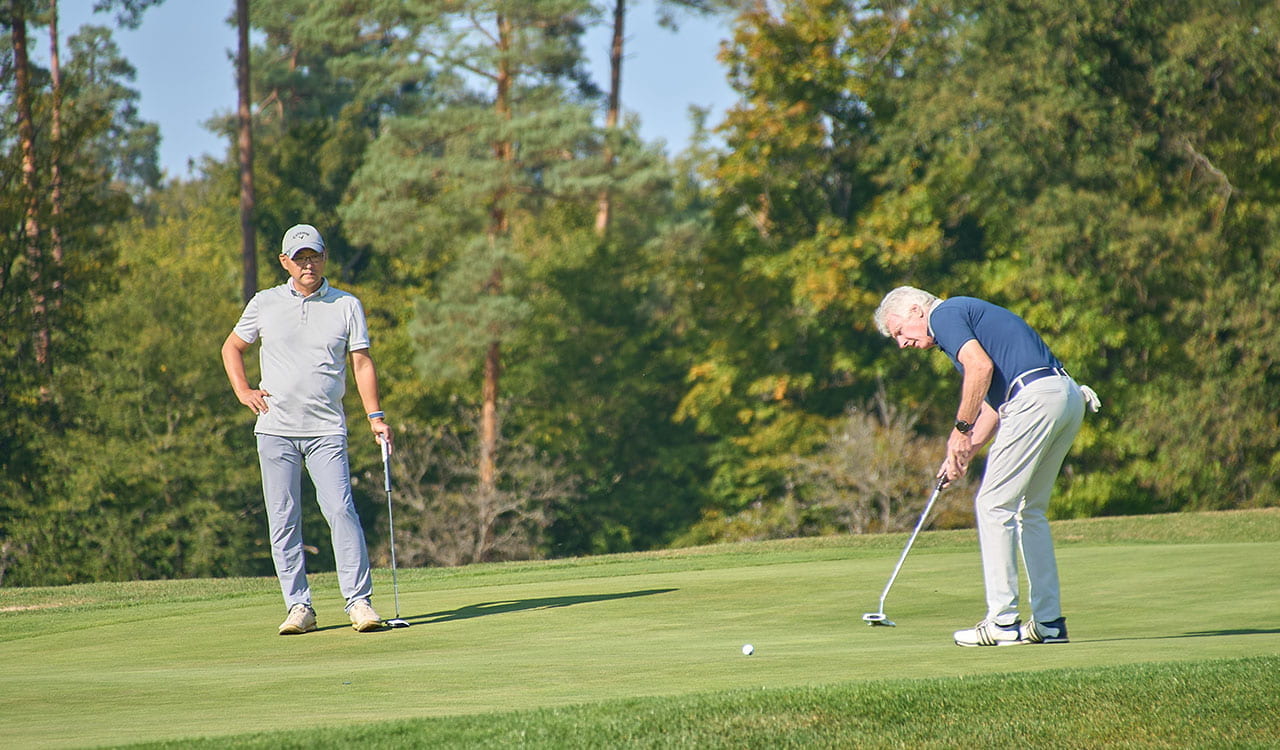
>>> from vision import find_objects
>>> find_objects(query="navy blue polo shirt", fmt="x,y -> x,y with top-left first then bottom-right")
928,297 -> 1062,408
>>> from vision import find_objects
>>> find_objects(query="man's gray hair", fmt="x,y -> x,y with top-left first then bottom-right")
874,286 -> 939,337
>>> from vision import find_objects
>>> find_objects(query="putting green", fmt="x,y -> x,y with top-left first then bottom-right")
1,511 -> 1277,747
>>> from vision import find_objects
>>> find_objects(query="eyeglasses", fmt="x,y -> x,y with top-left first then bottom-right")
291,253 -> 326,266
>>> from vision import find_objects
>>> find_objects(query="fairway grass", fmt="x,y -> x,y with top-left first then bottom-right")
2,509 -> 1277,748
128,656 -> 1280,749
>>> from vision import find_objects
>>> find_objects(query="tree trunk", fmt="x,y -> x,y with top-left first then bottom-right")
479,336 -> 501,514
490,12 -> 513,239
48,1 -> 65,278
479,13 -> 515,496
594,0 -> 625,236
12,7 -> 48,370
237,0 -> 257,303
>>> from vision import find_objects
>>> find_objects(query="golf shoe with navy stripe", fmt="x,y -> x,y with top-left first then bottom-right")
953,618 -> 1023,647
1021,617 -> 1069,644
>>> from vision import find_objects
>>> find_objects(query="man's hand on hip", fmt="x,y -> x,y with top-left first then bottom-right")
235,388 -> 271,415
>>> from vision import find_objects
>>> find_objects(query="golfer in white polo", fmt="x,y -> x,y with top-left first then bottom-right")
222,223 -> 393,635
875,286 -> 1099,647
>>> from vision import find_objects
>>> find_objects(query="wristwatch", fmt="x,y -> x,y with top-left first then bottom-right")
954,419 -> 975,434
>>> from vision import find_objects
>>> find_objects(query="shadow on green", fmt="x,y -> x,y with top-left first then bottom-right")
1082,627 -> 1280,643
410,587 -> 679,625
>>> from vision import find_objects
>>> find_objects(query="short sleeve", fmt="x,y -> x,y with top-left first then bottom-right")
347,296 -> 371,352
929,304 -> 974,358
232,294 -> 262,344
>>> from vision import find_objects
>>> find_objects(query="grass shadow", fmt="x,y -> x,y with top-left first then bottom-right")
1081,627 -> 1280,643
1174,628 -> 1280,638
405,588 -> 679,625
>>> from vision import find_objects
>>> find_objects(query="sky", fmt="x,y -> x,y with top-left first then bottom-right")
54,1 -> 741,179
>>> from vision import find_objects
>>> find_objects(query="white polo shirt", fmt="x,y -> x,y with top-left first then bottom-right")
233,278 -> 371,437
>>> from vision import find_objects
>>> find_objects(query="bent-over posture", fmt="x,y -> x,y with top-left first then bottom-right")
875,286 -> 1099,646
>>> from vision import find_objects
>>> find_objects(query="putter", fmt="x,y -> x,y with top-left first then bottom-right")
862,475 -> 948,627
380,436 -> 410,628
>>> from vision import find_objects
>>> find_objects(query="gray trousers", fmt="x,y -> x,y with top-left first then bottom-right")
256,434 -> 373,611
977,376 -> 1084,625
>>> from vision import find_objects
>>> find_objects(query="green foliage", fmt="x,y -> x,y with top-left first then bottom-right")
82,0 -> 166,30
4,186 -> 268,585
506,221 -> 712,553
60,24 -> 162,193
684,0 -> 1280,522
4,0 -> 1279,586
676,395 -> 974,546
337,0 -> 604,265
0,136 -> 44,578
678,0 -> 933,514
336,0 -> 606,406
333,0 -> 702,553
199,0 -> 401,282
865,0 -> 1280,513
1,11 -> 157,583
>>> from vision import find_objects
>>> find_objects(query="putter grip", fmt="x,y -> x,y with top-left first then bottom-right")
380,437 -> 392,492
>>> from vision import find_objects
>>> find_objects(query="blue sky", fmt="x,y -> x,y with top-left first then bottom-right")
55,1 -> 740,178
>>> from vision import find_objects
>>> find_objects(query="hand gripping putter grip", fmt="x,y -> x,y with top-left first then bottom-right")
380,436 -> 410,628
863,476 -> 948,627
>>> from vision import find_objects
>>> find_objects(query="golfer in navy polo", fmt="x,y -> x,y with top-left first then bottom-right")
222,224 -> 393,635
875,286 -> 1099,647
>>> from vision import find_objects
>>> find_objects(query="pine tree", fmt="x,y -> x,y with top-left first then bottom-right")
341,0 -> 604,498
1,7 -> 162,583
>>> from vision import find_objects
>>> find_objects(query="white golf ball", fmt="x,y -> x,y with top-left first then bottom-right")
742,644 -> 754,656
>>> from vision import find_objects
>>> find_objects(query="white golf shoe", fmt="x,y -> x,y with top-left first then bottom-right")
278,603 -> 317,635
953,618 -> 1023,647
348,599 -> 383,632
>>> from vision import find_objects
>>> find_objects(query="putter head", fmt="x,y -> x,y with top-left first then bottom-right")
862,612 -> 896,627
386,618 -> 410,629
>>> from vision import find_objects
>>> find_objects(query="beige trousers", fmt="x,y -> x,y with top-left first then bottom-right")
976,376 -> 1084,625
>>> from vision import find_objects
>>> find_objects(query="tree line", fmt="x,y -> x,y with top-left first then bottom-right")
2,0 -> 1276,587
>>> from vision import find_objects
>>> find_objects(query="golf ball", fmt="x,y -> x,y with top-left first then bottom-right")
742,644 -> 754,656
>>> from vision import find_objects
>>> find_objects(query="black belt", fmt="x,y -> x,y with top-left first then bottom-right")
1006,367 -> 1069,402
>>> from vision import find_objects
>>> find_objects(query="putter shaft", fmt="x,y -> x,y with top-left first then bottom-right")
867,476 -> 947,624
380,437 -> 406,626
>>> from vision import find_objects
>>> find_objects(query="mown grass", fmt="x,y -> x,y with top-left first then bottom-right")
1,508 -> 1276,748
131,656 -> 1279,749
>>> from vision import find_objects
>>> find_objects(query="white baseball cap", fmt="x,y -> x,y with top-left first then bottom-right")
281,224 -> 326,258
